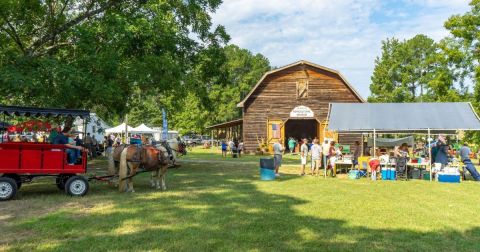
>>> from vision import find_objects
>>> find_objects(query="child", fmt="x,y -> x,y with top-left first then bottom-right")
221,141 -> 228,157
369,158 -> 380,180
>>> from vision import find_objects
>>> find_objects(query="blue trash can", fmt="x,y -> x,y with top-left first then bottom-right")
260,168 -> 276,180
260,158 -> 275,170
260,158 -> 275,180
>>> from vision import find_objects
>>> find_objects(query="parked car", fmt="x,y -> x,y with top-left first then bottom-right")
182,135 -> 203,146
201,136 -> 219,145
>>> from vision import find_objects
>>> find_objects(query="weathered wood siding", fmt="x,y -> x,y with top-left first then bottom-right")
242,64 -> 362,152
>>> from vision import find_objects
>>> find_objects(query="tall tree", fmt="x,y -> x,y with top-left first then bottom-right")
0,0 -> 229,121
127,44 -> 271,134
369,34 -> 466,102
445,0 -> 480,105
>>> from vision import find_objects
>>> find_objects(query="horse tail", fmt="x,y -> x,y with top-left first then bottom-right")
118,147 -> 129,192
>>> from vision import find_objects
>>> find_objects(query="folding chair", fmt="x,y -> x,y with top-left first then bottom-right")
359,160 -> 369,178
396,157 -> 408,180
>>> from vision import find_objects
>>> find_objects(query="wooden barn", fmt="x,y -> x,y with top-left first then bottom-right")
208,60 -> 364,153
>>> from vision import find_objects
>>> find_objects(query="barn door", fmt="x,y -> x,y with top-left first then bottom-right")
319,120 -> 338,143
267,119 -> 284,152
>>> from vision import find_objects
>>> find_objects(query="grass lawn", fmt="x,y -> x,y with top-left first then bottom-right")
1,147 -> 480,251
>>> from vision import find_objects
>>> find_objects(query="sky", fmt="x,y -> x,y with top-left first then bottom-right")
211,0 -> 471,99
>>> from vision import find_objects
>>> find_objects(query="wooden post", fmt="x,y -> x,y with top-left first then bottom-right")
428,128 -> 432,182
373,129 -> 377,158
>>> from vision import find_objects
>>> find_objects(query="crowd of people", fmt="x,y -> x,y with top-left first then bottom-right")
220,139 -> 244,158
271,137 -> 362,177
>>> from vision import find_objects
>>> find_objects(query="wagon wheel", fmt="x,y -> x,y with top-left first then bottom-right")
56,175 -> 70,191
4,175 -> 22,190
0,177 -> 18,201
65,176 -> 89,197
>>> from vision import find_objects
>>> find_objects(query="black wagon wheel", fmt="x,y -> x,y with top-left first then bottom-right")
65,176 -> 89,197
4,175 -> 22,190
56,175 -> 70,191
0,177 -> 18,201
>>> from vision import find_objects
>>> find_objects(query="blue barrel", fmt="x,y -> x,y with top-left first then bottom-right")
260,158 -> 275,170
260,158 -> 275,180
260,168 -> 276,180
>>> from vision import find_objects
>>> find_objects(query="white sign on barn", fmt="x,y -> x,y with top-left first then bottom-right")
290,106 -> 314,118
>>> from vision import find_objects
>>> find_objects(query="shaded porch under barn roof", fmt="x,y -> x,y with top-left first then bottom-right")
206,119 -> 243,141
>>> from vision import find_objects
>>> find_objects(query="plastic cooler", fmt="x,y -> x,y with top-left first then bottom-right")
381,168 -> 396,180
438,173 -> 460,183
260,158 -> 275,181
348,170 -> 360,179
422,170 -> 431,180
410,169 -> 421,179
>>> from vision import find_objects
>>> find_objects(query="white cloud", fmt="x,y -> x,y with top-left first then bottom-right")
212,0 -> 471,98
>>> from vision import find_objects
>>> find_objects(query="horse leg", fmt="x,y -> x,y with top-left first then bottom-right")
151,171 -> 157,187
160,166 -> 167,190
126,162 -> 137,193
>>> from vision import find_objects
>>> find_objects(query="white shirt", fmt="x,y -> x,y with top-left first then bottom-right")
311,144 -> 322,160
273,143 -> 283,155
322,143 -> 330,155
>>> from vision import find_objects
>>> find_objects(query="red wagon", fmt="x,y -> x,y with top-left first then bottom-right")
0,106 -> 90,200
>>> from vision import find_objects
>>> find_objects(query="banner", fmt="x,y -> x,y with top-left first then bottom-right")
162,109 -> 168,140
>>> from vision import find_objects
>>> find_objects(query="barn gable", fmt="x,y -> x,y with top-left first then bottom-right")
237,60 -> 365,108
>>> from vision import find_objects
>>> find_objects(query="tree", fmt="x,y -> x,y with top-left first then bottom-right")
445,0 -> 480,105
0,0 -> 229,123
369,34 -> 466,102
127,44 -> 271,134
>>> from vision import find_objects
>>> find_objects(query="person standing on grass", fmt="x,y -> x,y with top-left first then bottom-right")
322,140 -> 330,171
353,141 -> 361,169
311,139 -> 322,176
459,143 -> 480,181
238,141 -> 244,157
273,139 -> 284,177
84,133 -> 93,158
221,140 -> 228,158
288,137 -> 296,154
92,135 -> 98,159
300,138 -> 309,176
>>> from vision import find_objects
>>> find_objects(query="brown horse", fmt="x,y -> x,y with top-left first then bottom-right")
110,144 -> 169,192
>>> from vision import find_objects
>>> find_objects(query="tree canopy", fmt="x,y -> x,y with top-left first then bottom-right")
0,0 -> 229,121
127,44 -> 271,134
368,34 -> 468,103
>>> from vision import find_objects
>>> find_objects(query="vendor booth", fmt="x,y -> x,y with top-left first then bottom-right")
130,124 -> 160,134
326,102 -> 480,181
105,123 -> 134,134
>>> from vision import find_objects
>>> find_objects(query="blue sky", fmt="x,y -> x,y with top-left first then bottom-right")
212,0 -> 471,99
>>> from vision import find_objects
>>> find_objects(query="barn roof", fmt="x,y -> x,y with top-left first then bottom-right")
206,119 -> 243,130
237,60 -> 365,107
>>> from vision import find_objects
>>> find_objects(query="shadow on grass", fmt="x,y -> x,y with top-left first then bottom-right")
6,163 -> 480,251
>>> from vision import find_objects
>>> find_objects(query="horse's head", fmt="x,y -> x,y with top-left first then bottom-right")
155,145 -> 170,166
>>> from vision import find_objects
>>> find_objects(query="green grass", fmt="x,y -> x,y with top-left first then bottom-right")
1,148 -> 480,251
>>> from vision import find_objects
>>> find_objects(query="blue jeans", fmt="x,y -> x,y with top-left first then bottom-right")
66,149 -> 80,164
463,159 -> 480,181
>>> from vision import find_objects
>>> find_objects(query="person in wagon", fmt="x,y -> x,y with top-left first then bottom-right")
53,127 -> 84,165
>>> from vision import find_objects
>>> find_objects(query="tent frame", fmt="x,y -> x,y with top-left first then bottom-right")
325,103 -> 480,181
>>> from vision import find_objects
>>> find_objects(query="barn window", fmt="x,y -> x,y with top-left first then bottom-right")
271,124 -> 280,138
297,79 -> 308,98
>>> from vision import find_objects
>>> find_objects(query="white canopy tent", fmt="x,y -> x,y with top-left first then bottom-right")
130,124 -> 160,134
105,123 -> 134,134
326,102 -> 480,180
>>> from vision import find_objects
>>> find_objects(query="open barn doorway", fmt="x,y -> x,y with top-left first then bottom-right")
284,119 -> 318,153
